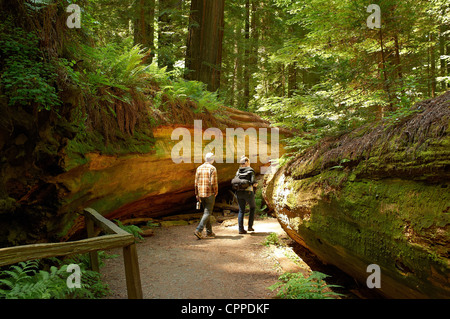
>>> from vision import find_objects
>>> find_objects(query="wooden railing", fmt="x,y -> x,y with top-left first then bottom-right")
0,207 -> 143,299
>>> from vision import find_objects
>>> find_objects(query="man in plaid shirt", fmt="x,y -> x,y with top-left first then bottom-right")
194,152 -> 218,239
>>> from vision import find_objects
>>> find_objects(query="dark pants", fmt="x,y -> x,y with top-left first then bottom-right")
196,194 -> 215,234
236,190 -> 256,232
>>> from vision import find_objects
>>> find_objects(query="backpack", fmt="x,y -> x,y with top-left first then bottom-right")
231,169 -> 252,191
231,176 -> 250,191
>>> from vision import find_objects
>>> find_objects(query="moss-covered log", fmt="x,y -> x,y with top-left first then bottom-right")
263,92 -> 450,298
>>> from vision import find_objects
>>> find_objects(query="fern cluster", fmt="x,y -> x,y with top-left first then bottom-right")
0,255 -> 112,299
160,79 -> 222,112
115,220 -> 145,242
268,271 -> 344,299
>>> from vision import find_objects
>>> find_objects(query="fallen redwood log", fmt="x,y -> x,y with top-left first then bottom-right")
263,92 -> 450,299
55,102 -> 288,240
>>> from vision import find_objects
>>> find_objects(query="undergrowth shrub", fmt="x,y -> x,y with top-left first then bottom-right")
268,271 -> 343,299
159,78 -> 222,112
115,220 -> 144,242
263,233 -> 282,247
62,42 -> 150,141
63,40 -> 221,150
0,23 -> 61,111
0,253 -> 113,299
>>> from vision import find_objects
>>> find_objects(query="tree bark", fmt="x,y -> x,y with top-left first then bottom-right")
393,34 -> 403,88
158,0 -> 182,71
439,22 -> 447,90
379,28 -> 393,114
243,0 -> 250,109
288,63 -> 297,98
133,0 -> 155,63
185,0 -> 225,92
430,33 -> 436,98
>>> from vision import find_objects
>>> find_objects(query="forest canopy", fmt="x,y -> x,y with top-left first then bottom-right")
0,0 -> 449,156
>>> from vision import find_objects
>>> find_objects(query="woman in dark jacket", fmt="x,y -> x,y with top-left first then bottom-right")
235,156 -> 258,234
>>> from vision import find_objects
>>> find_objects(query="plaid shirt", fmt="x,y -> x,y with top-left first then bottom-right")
195,162 -> 218,198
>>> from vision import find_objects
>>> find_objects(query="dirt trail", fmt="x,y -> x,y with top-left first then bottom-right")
101,217 -> 298,299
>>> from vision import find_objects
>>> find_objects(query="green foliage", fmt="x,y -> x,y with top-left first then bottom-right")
147,62 -> 223,112
0,24 -> 61,111
115,220 -> 144,242
268,271 -> 344,299
0,256 -> 111,299
161,79 -> 222,112
78,43 -> 151,92
146,221 -> 161,228
242,0 -> 449,156
62,42 -> 151,101
0,260 -> 70,299
254,187 -> 267,215
263,232 -> 282,247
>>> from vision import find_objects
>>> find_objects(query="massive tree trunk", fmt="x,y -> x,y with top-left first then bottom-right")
58,103 -> 287,240
185,0 -> 225,92
0,86 -> 288,246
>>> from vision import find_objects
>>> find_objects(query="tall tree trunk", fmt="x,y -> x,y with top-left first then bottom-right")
134,0 -> 155,64
430,33 -> 437,98
379,28 -> 393,114
288,63 -> 297,98
249,0 -> 259,108
229,26 -> 239,107
158,0 -> 181,71
243,0 -> 250,109
439,22 -> 448,90
393,34 -> 403,89
185,0 -> 225,92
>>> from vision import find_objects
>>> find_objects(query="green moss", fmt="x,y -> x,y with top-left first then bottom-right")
297,177 -> 449,296
65,126 -> 156,170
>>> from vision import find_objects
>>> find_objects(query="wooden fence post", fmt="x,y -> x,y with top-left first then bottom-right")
85,214 -> 100,272
123,243 -> 143,299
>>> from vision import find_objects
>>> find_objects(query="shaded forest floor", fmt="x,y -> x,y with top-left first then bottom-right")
100,216 -> 381,299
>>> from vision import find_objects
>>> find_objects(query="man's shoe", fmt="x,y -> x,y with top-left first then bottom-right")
206,232 -> 216,238
239,230 -> 247,234
194,230 -> 203,239
248,227 -> 255,232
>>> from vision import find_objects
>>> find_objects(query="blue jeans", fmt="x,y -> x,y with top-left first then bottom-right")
196,194 -> 215,234
236,190 -> 256,232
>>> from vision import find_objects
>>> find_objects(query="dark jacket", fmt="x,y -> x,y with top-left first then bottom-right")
236,166 -> 255,191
